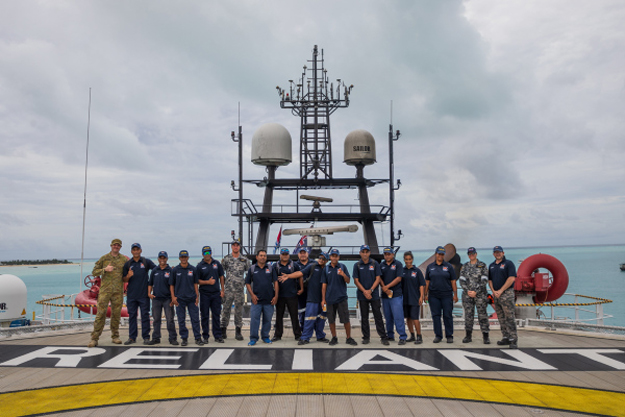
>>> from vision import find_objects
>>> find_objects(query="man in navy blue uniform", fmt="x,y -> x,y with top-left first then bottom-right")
380,247 -> 407,344
322,249 -> 357,346
401,251 -> 425,344
353,245 -> 388,345
197,246 -> 225,344
122,243 -> 156,345
285,252 -> 330,345
273,248 -> 303,341
295,247 -> 311,331
170,250 -> 203,346
489,246 -> 518,349
425,246 -> 458,343
245,249 -> 279,345
147,251 -> 178,345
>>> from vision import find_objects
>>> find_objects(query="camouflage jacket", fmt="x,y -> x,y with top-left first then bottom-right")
92,252 -> 127,292
459,259 -> 489,293
221,253 -> 251,284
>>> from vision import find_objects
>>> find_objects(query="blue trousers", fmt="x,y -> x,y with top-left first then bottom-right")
250,303 -> 274,342
151,298 -> 177,342
298,291 -> 307,330
429,295 -> 454,338
382,296 -> 407,340
127,297 -> 151,341
301,302 -> 327,341
200,292 -> 222,339
176,298 -> 201,340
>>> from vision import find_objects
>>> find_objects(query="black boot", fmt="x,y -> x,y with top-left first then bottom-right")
235,327 -> 244,341
407,333 -> 416,342
462,330 -> 472,343
221,327 -> 227,339
483,332 -> 490,344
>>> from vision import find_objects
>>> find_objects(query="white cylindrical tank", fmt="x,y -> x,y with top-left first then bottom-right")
251,123 -> 292,166
344,129 -> 376,166
0,274 -> 27,322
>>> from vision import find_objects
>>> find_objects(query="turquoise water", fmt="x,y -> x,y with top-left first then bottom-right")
3,245 -> 624,327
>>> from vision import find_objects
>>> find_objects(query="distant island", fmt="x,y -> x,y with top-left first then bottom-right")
0,259 -> 74,266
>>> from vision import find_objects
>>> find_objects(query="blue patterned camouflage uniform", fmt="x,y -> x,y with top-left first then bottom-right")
459,260 -> 490,332
221,253 -> 252,329
91,252 -> 127,341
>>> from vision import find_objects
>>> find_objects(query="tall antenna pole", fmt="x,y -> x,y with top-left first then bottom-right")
389,100 -> 402,247
231,102 -> 245,253
80,88 -> 92,290
237,103 -> 243,252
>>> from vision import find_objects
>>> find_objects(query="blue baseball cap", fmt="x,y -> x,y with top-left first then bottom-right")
202,246 -> 212,255
131,243 -> 141,249
493,246 -> 504,252
359,245 -> 370,251
297,247 -> 309,253
467,247 -> 477,254
280,248 -> 290,254
318,252 -> 328,260
383,247 -> 394,254
179,250 -> 189,257
329,248 -> 340,256
435,246 -> 446,254
158,251 -> 168,258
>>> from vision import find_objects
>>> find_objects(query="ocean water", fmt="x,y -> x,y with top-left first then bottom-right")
2,245 -> 624,327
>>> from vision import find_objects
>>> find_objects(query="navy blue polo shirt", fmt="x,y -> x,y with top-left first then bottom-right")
196,258 -> 224,294
380,259 -> 404,298
296,260 -> 310,297
489,257 -> 516,291
148,265 -> 173,300
123,257 -> 156,300
425,261 -> 457,297
321,262 -> 350,305
402,265 -> 426,306
245,263 -> 278,304
352,259 -> 381,301
170,264 -> 198,301
274,260 -> 301,298
300,261 -> 324,304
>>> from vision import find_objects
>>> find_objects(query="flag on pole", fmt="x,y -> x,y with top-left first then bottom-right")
294,235 -> 307,253
273,226 -> 283,254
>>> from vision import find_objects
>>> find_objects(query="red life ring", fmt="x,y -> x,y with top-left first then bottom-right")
517,254 -> 569,303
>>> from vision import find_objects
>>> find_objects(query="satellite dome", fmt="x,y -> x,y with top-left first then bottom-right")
251,123 -> 292,166
344,129 -> 376,166
0,274 -> 27,322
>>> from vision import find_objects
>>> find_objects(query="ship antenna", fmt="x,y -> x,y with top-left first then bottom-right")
79,88 -> 92,291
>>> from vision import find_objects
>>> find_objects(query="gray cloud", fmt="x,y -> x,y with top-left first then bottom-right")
0,0 -> 624,260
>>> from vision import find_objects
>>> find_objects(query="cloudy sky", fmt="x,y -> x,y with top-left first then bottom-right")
1,0 -> 624,260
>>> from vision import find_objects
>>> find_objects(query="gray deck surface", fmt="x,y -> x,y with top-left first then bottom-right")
1,325 -> 624,416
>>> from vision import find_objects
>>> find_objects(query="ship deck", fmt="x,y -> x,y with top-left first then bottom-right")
1,325 -> 624,417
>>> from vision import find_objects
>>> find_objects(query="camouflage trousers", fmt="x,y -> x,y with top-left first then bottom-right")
221,279 -> 245,328
493,289 -> 517,341
91,289 -> 123,341
462,292 -> 490,332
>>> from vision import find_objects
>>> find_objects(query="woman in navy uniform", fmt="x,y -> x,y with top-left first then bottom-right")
425,246 -> 458,343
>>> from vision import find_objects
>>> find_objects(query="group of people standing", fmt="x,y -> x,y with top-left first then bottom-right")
88,239 -> 251,347
87,239 -> 518,350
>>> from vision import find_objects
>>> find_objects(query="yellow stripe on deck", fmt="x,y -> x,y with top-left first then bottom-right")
1,373 -> 623,416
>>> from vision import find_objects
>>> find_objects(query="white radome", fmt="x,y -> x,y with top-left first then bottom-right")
0,274 -> 27,322
344,129 -> 376,166
251,123 -> 292,166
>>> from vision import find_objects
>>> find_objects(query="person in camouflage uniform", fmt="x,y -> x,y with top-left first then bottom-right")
220,241 -> 251,340
459,247 -> 490,344
88,238 -> 127,347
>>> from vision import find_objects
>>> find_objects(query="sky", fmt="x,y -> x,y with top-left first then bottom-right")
1,0 -> 624,261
